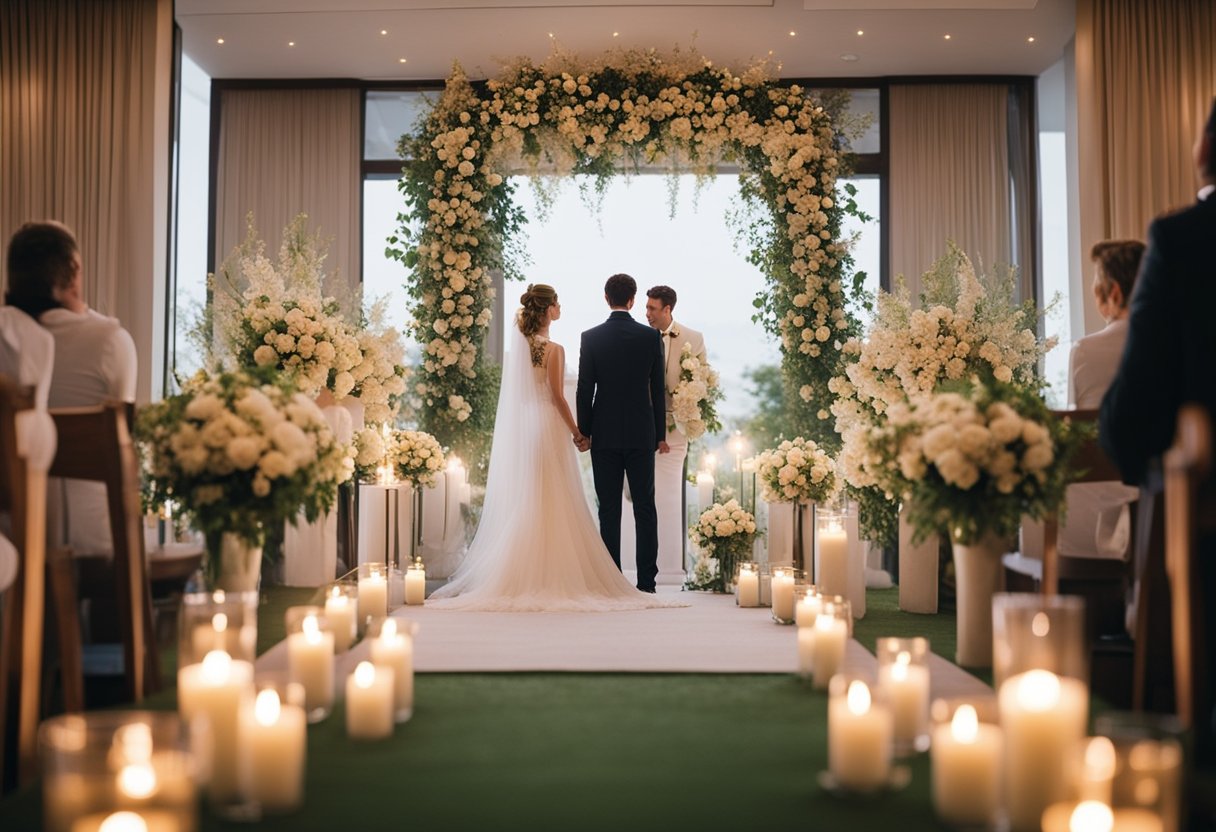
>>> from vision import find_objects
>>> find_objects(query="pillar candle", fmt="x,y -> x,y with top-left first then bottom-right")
828,679 -> 893,792
369,619 -> 416,722
771,569 -> 796,623
176,651 -> 253,804
737,566 -> 760,607
811,614 -> 848,690
795,591 -> 822,627
70,810 -> 179,832
324,587 -> 356,653
1040,801 -> 1163,832
345,662 -> 394,740
357,571 -> 388,635
816,519 -> 849,598
931,704 -> 1002,827
999,669 -> 1089,832
404,562 -> 426,606
286,615 -> 334,720
246,689 -> 306,813
878,653 -> 930,751
695,472 -> 715,514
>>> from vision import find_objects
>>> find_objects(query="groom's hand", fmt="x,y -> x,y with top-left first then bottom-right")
657,441 -> 671,454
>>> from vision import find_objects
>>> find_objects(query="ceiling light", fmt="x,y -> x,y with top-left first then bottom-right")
943,34 -> 952,40
856,30 -> 864,36
548,32 -> 554,38
398,58 -> 407,63
288,40 -> 295,47
612,31 -> 619,37
789,30 -> 796,37
1027,36 -> 1036,43
840,53 -> 859,62
216,37 -> 224,44
380,29 -> 388,36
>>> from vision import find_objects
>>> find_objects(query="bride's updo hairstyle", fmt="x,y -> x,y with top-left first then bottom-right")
517,283 -> 557,338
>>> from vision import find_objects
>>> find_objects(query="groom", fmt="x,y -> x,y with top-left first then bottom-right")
576,273 -> 668,592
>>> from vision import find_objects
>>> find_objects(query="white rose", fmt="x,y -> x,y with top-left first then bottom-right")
253,345 -> 278,367
1022,442 -> 1054,473
226,436 -> 262,470
184,393 -> 223,421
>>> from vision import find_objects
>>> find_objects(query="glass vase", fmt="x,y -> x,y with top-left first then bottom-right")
204,530 -> 262,593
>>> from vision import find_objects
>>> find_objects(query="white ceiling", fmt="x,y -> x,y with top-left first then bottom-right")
177,0 -> 1075,82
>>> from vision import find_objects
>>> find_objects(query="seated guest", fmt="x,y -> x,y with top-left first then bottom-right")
5,221 -> 137,555
1056,241 -> 1145,562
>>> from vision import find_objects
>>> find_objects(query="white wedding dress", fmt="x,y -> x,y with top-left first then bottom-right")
428,328 -> 685,612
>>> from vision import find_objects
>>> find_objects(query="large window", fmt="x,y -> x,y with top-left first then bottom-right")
171,53 -> 211,386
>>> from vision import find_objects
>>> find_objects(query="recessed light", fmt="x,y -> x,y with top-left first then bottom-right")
548,32 -> 554,38
789,30 -> 796,37
1027,36 -> 1036,43
398,58 -> 407,63
612,31 -> 619,37
856,30 -> 864,36
216,37 -> 224,44
288,40 -> 295,47
840,53 -> 859,62
943,34 -> 952,40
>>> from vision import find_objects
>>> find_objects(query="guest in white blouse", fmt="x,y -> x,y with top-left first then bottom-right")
5,221 -> 138,554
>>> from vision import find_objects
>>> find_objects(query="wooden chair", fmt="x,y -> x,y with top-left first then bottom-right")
0,376 -> 52,788
48,402 -> 160,702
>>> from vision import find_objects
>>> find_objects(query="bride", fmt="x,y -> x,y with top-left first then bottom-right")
428,284 -> 684,612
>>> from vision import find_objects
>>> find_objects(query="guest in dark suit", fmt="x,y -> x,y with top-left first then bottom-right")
576,273 -> 667,592
1100,97 -> 1216,766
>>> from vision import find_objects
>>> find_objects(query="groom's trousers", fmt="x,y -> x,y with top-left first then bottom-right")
591,447 -> 659,591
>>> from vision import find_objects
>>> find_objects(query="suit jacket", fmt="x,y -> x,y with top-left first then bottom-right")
576,310 -> 666,450
1100,195 -> 1216,486
661,321 -> 706,414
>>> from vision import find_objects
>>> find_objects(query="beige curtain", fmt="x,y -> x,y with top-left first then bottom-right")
889,85 -> 1014,303
1076,0 -> 1216,250
214,89 -> 362,298
0,0 -> 173,402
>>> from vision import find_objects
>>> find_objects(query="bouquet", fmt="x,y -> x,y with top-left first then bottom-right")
669,343 -> 723,441
755,437 -> 837,504
870,381 -> 1086,545
686,499 -> 759,593
391,429 -> 446,487
137,369 -> 355,583
239,291 -> 362,397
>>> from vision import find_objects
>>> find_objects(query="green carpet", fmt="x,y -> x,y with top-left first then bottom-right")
1,587 -> 964,831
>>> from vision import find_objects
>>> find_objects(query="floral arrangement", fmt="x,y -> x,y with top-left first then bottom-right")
352,426 -> 388,479
829,244 -> 1055,544
391,48 -> 864,469
136,369 -> 355,581
392,430 -> 446,487
858,381 -> 1085,546
686,499 -> 759,593
670,343 -> 722,440
755,437 -> 838,504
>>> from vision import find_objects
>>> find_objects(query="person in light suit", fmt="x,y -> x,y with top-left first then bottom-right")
644,285 -> 706,585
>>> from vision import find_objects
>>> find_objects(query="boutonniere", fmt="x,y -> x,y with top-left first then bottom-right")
668,328 -> 681,339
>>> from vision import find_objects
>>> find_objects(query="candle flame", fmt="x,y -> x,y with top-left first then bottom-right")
255,689 -> 282,726
846,680 -> 872,716
213,590 -> 226,604
200,650 -> 232,684
115,723 -> 153,763
951,704 -> 979,744
1032,611 -> 1051,637
117,763 -> 158,799
1083,736 -> 1117,781
331,586 -> 342,599
446,456 -> 464,471
212,613 -> 228,633
382,618 -> 398,638
98,812 -> 149,832
891,652 -> 910,682
354,661 -> 376,688
1015,669 -> 1062,711
303,614 -> 322,643
827,520 -> 843,535
1069,801 -> 1113,832
815,613 -> 835,632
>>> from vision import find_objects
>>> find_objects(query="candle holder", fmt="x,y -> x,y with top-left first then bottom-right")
284,606 -> 335,722
735,561 -> 760,607
404,558 -> 427,606
815,508 -> 850,599
811,599 -> 851,690
386,564 -> 406,610
178,589 -> 259,667
823,674 -> 902,795
1089,712 -> 1185,832
769,566 -> 803,624
355,477 -> 410,568
245,676 -> 307,815
355,563 -> 390,635
876,637 -> 931,755
39,712 -> 197,832
323,582 -> 358,653
758,562 -> 777,607
794,584 -> 822,627
843,501 -> 866,619
992,593 -> 1087,690
929,698 -> 1003,829
345,661 -> 394,741
367,617 -> 420,723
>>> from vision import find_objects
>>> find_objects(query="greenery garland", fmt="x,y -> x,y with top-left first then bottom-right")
391,49 -> 862,473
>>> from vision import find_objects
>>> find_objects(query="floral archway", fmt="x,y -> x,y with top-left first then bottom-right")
390,49 -> 863,471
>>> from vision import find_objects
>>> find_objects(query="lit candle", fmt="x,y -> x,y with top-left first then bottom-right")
695,471 -> 715,513
771,567 -> 796,623
190,613 -> 227,662
70,810 -> 179,832
828,679 -> 893,792
369,619 -> 416,722
176,650 -> 252,804
878,651 -> 931,752
816,517 -> 849,598
246,689 -> 306,813
286,613 -> 334,721
931,704 -> 1003,827
357,567 -> 388,635
324,586 -> 356,653
404,560 -> 426,606
811,612 -> 848,690
1040,800 -> 1164,832
795,589 -> 822,627
345,661 -> 394,740
999,669 -> 1089,832
736,563 -> 759,607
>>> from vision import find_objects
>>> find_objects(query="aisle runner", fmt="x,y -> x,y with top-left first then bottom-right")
257,591 -> 990,700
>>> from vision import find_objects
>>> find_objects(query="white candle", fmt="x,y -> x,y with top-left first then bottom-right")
796,625 -> 816,677
771,569 -> 796,623
286,614 -> 334,720
404,561 -> 426,606
695,472 -> 715,513
324,587 -> 356,653
71,810 -> 179,832
999,669 -> 1090,832
369,619 -> 415,722
1041,801 -> 1163,832
357,571 -> 388,635
246,689 -> 306,813
795,591 -> 822,627
931,704 -> 1003,827
737,565 -> 759,607
345,661 -> 394,740
828,679 -> 893,792
816,519 -> 849,598
878,652 -> 930,751
190,614 -> 226,662
811,614 -> 848,690
176,651 -> 252,803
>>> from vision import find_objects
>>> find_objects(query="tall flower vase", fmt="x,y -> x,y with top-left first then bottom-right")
205,530 -> 262,593
951,533 -> 1005,667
